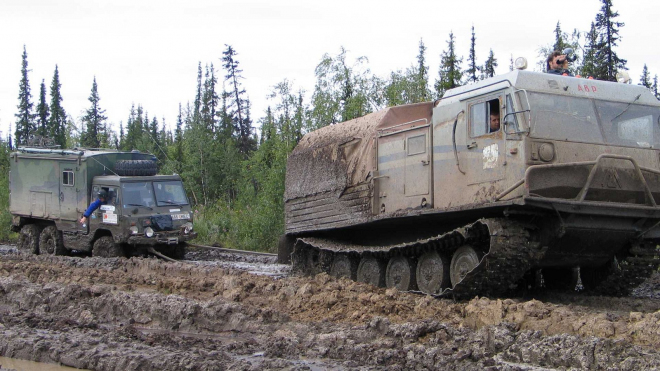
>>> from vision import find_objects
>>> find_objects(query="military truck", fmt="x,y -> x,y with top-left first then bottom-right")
10,147 -> 196,258
280,65 -> 660,297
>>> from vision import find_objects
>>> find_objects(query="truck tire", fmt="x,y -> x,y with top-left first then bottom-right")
114,160 -> 158,176
92,236 -> 125,258
18,224 -> 41,254
39,226 -> 67,256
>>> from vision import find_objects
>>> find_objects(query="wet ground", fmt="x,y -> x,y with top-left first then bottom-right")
1,244 -> 660,370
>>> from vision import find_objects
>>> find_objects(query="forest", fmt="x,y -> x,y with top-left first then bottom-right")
4,0 -> 659,252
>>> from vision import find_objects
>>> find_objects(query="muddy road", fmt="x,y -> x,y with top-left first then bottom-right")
1,245 -> 660,370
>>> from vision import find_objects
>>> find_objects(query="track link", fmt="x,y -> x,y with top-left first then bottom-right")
292,218 -> 543,298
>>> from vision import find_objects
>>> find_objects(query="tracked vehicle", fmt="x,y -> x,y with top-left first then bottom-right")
279,68 -> 660,297
10,147 -> 196,258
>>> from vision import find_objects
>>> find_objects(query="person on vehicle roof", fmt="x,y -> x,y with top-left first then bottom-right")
546,50 -> 573,76
80,190 -> 107,225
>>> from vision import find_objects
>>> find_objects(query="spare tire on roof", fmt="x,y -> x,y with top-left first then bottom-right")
114,160 -> 158,176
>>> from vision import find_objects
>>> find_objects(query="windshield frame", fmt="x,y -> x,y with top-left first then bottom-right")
527,91 -> 660,148
153,180 -> 190,207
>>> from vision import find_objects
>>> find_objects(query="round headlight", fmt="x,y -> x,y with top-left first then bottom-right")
144,227 -> 154,238
183,222 -> 193,235
130,226 -> 139,235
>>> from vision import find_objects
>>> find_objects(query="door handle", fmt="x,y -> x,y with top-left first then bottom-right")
467,142 -> 478,149
421,160 -> 429,165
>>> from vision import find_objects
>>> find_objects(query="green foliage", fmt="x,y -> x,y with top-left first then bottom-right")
465,26 -> 480,84
49,65 -> 67,147
80,77 -> 108,148
36,80 -> 49,137
593,0 -> 627,81
382,39 -> 431,106
434,32 -> 463,98
482,49 -> 498,79
309,47 -> 378,129
0,142 -> 16,242
15,45 -> 36,146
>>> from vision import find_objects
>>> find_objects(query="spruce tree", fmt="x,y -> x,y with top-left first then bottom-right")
639,64 -> 652,89
14,45 -> 36,146
434,32 -> 463,98
36,80 -> 50,137
581,22 -> 598,78
222,45 -> 254,158
49,65 -> 67,147
552,21 -> 569,52
593,0 -> 627,81
414,39 -> 430,102
173,103 -> 184,174
80,77 -> 107,148
653,75 -> 659,99
482,49 -> 498,79
465,26 -> 479,83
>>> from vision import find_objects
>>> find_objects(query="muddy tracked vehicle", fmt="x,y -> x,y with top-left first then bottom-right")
10,147 -> 196,258
279,69 -> 660,297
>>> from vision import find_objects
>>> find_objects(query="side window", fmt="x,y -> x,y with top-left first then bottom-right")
470,97 -> 501,137
407,134 -> 426,156
505,94 -> 520,132
62,170 -> 74,186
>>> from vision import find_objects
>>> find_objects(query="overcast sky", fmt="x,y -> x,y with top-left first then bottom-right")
1,0 -> 658,140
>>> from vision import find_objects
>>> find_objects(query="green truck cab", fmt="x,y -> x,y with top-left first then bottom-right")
10,147 -> 196,258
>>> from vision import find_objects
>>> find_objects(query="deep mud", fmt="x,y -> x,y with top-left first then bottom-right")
1,245 -> 660,370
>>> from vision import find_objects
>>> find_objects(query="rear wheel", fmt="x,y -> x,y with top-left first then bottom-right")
450,245 -> 481,287
357,256 -> 386,287
330,254 -> 358,280
386,255 -> 417,291
416,251 -> 450,295
18,224 -> 41,254
92,236 -> 125,258
38,226 -> 66,256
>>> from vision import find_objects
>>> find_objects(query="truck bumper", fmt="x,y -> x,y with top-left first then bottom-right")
126,232 -> 197,246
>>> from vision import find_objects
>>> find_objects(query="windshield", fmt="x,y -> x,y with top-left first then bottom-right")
154,180 -> 189,207
528,92 -> 660,148
121,182 -> 155,208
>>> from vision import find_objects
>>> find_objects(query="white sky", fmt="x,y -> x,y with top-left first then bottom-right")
1,0 -> 659,139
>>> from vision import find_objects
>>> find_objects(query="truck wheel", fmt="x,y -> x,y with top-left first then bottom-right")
330,254 -> 358,280
114,160 -> 158,176
450,245 -> 482,287
92,236 -> 125,258
416,251 -> 450,295
386,255 -> 417,291
18,224 -> 41,254
39,226 -> 66,256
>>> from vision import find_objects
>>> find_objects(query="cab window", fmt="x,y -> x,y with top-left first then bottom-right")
470,97 -> 501,137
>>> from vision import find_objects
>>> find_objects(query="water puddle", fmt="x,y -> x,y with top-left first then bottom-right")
0,357 -> 87,371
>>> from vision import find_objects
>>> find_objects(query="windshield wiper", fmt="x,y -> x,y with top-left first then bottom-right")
159,200 -> 184,207
612,94 -> 641,121
127,203 -> 153,210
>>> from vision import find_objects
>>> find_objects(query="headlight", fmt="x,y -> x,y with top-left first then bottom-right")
144,227 -> 154,238
182,222 -> 193,235
130,226 -> 138,235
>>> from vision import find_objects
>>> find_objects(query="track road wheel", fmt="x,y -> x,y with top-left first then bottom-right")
357,256 -> 386,287
18,224 -> 41,254
330,254 -> 358,280
39,226 -> 66,256
92,236 -> 125,258
450,245 -> 482,288
416,251 -> 451,295
386,255 -> 417,291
